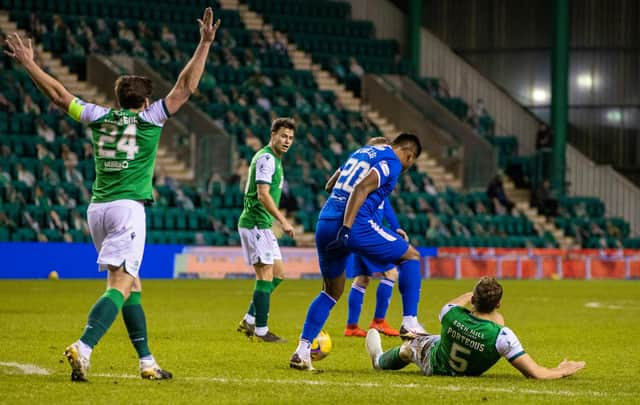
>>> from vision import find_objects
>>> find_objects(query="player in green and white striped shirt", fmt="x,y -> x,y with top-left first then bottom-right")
4,7 -> 221,382
366,277 -> 586,379
237,118 -> 296,343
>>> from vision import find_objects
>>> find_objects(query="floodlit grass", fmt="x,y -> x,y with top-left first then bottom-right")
1,279 -> 638,404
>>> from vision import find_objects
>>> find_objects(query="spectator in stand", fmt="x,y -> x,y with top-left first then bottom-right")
42,163 -> 60,186
0,91 -> 17,112
36,118 -> 56,143
605,220 -> 622,239
487,174 -> 515,214
55,187 -> 77,208
329,57 -> 346,82
33,184 -> 51,208
255,89 -> 271,112
270,31 -> 287,55
82,142 -> 93,160
108,38 -> 125,56
160,24 -> 177,47
328,134 -> 343,156
313,151 -> 331,172
426,213 -> 451,240
16,163 -> 35,187
0,167 -> 11,185
530,180 -> 558,217
451,218 -> 471,238
63,163 -> 83,184
0,210 -> 17,232
131,40 -> 148,58
136,21 -> 154,42
58,119 -> 77,140
152,42 -> 171,64
244,127 -> 262,152
23,93 -> 41,114
36,143 -> 55,162
536,123 -> 552,150
250,30 -> 267,52
574,202 -> 588,218
117,21 -> 136,43
346,57 -> 364,97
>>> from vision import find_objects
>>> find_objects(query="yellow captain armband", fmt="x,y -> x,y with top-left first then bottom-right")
67,98 -> 84,122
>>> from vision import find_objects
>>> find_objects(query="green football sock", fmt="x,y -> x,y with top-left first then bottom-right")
247,278 -> 282,317
79,288 -> 125,348
122,291 -> 151,358
253,280 -> 273,328
378,347 -> 411,370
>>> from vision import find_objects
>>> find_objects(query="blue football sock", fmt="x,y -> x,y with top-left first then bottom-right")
301,291 -> 336,342
374,278 -> 394,320
398,260 -> 421,317
347,283 -> 365,326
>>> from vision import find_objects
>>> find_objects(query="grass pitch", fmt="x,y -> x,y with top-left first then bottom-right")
1,279 -> 638,404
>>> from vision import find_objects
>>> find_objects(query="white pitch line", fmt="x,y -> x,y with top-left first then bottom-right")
585,301 -> 625,310
92,372 -> 632,398
0,362 -> 50,375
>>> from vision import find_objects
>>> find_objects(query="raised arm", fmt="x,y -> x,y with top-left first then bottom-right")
511,355 -> 585,380
3,34 -> 74,111
165,7 -> 221,115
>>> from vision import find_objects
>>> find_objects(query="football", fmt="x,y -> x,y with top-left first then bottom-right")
310,330 -> 332,361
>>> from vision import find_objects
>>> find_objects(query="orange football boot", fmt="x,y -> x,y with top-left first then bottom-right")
369,319 -> 400,337
344,325 -> 367,337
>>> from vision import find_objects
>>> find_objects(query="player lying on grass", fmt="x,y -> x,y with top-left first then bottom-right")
3,7 -> 220,381
366,276 -> 586,379
290,133 -> 423,371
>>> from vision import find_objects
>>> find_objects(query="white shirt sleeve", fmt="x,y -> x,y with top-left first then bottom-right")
495,327 -> 526,361
68,98 -> 110,123
439,304 -> 457,321
255,153 -> 276,184
139,99 -> 170,127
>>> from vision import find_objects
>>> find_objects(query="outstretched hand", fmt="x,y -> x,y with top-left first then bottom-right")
198,7 -> 221,44
3,33 -> 34,66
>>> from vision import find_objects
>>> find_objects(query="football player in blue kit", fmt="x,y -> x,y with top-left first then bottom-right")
290,133 -> 423,371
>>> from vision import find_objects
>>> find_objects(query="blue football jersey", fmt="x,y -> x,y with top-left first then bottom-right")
319,145 -> 402,221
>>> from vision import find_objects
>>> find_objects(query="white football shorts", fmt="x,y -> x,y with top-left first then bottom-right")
87,199 -> 146,278
238,227 -> 282,266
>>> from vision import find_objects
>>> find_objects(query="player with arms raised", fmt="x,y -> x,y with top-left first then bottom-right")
236,117 -> 295,343
366,277 -> 586,379
4,8 -> 221,381
290,133 -> 423,371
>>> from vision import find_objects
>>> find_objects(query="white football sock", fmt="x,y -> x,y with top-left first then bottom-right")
402,316 -> 418,329
295,340 -> 311,360
255,326 -> 269,336
244,314 -> 256,324
77,340 -> 93,359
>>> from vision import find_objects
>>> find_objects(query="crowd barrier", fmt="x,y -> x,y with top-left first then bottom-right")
1,243 -> 638,279
429,247 -> 640,280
